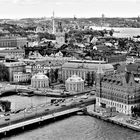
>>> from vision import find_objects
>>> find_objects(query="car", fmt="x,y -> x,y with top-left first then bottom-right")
45,109 -> 50,111
5,118 -> 10,121
79,100 -> 83,103
55,104 -> 59,106
61,104 -> 66,107
4,113 -> 10,116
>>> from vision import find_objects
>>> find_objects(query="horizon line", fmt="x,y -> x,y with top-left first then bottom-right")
0,16 -> 139,20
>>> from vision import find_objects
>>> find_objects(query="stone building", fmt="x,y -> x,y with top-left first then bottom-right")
62,60 -> 114,82
4,62 -> 26,81
0,37 -> 27,49
13,72 -> 31,83
96,68 -> 140,115
65,75 -> 84,93
0,49 -> 25,59
31,72 -> 49,89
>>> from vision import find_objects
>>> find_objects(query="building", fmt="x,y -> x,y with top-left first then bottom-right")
13,72 -> 31,83
126,56 -> 140,64
65,75 -> 84,93
55,22 -> 65,47
4,62 -> 26,81
31,72 -> 49,89
25,55 -> 76,75
62,60 -> 114,82
0,49 -> 25,59
96,69 -> 140,115
0,37 -> 27,49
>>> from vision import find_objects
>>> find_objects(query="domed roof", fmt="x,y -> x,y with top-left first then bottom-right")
31,72 -> 48,80
66,75 -> 84,83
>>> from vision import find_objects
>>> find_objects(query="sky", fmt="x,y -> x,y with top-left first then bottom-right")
0,0 -> 140,19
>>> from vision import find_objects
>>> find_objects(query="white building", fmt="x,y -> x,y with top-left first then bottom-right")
65,75 -> 84,93
31,72 -> 49,89
13,72 -> 31,83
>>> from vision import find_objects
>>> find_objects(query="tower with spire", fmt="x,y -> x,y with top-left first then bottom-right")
52,11 -> 55,34
96,63 -> 105,106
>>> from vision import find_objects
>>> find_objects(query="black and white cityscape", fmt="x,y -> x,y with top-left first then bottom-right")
0,0 -> 140,140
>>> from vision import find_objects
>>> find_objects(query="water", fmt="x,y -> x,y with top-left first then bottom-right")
1,95 -> 140,140
1,115 -> 140,140
1,95 -> 51,111
91,26 -> 140,38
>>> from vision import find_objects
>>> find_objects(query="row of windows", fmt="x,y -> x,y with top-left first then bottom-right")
97,93 -> 140,104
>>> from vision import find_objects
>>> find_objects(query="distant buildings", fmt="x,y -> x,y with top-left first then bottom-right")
0,37 -> 27,49
0,49 -> 25,59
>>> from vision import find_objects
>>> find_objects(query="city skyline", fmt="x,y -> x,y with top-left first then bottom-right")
0,0 -> 140,19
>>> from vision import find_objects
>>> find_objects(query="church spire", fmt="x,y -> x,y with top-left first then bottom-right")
52,11 -> 55,34
97,63 -> 104,75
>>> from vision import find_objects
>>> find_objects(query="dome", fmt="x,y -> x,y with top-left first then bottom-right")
31,72 -> 48,80
66,75 -> 84,83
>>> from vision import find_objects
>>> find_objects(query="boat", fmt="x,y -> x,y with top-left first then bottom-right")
18,92 -> 34,97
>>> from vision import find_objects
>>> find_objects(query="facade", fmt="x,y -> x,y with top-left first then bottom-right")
13,72 -> 31,83
31,73 -> 49,88
0,49 -> 25,59
62,60 -> 114,82
25,56 -> 76,74
65,75 -> 84,93
0,37 -> 27,49
4,62 -> 26,81
96,70 -> 140,115
126,56 -> 140,64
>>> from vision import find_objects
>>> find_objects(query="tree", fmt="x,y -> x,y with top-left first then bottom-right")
54,69 -> 59,82
0,63 -> 9,81
109,30 -> 114,36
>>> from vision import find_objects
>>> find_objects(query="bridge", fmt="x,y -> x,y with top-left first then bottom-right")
0,107 -> 82,134
0,97 -> 96,136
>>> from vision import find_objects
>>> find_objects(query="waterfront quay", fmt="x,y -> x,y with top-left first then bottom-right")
85,105 -> 140,132
0,96 -> 96,137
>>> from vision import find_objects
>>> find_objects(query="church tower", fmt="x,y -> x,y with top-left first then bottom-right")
55,21 -> 65,47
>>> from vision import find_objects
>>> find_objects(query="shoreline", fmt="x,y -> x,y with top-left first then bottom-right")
85,110 -> 140,132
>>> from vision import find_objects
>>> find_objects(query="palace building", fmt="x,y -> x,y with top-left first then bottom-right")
96,67 -> 140,115
62,60 -> 114,82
